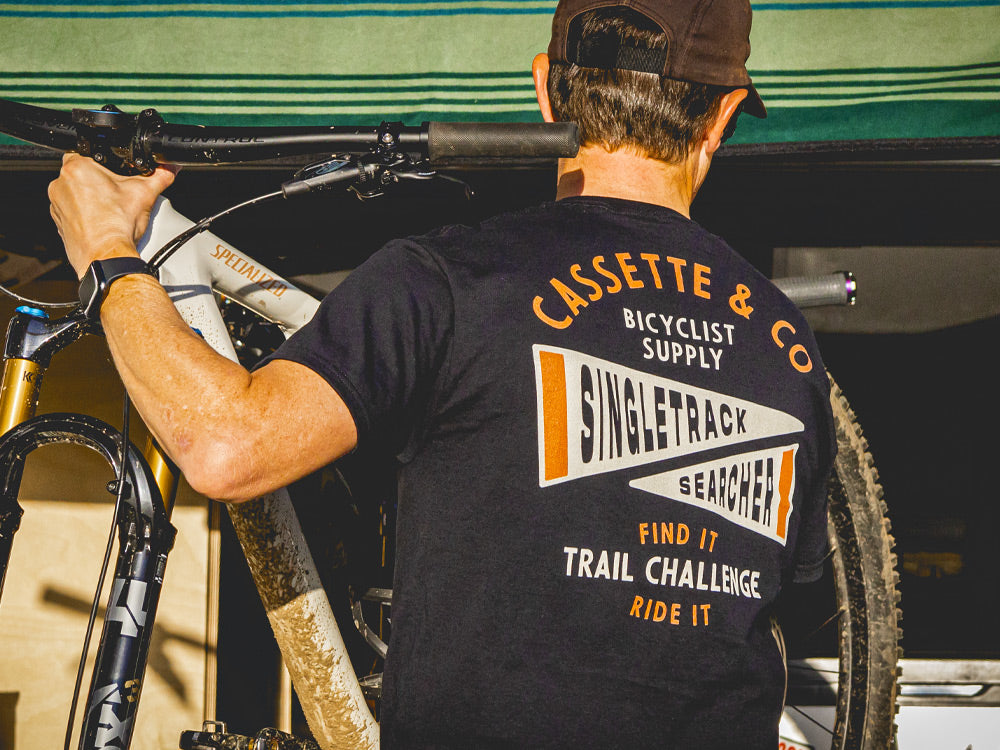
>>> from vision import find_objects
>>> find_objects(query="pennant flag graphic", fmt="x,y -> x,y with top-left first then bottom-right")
533,345 -> 804,487
630,445 -> 798,545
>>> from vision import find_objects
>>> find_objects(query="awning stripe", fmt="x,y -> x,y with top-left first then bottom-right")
4,67 -> 996,103
4,62 -> 995,83
2,0 -> 997,18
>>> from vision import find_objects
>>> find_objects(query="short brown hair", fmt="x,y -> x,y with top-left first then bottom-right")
546,7 -> 729,163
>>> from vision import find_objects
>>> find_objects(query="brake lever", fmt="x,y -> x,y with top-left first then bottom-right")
346,152 -> 413,200
390,162 -> 474,200
281,153 -> 472,201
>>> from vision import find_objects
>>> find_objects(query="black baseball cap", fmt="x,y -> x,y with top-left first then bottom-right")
547,0 -> 766,117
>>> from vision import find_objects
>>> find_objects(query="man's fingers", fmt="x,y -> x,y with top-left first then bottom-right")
149,164 -> 178,192
60,151 -> 178,188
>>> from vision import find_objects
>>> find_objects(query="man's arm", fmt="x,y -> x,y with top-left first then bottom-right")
48,154 -> 358,502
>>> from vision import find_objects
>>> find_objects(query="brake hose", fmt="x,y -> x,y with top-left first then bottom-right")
63,392 -> 133,750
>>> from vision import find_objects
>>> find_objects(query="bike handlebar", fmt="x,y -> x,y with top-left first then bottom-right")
0,99 -> 79,152
152,121 -> 579,164
425,121 -> 577,161
773,271 -> 857,308
0,98 -> 579,171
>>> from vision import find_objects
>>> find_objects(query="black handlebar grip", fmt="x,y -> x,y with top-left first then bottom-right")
773,271 -> 857,309
426,122 -> 579,161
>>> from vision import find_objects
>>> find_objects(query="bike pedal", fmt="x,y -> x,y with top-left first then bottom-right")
179,722 -> 320,750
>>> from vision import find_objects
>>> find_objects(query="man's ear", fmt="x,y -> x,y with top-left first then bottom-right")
532,53 -> 556,123
704,88 -> 748,156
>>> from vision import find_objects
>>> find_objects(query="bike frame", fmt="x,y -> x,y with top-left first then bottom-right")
138,198 -> 379,747
138,197 -> 319,358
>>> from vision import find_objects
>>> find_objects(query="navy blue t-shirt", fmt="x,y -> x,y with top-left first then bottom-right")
270,197 -> 835,748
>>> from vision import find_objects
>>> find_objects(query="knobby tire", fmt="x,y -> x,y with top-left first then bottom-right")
826,375 -> 902,750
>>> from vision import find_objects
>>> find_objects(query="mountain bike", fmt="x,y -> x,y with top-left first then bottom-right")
0,97 -> 900,750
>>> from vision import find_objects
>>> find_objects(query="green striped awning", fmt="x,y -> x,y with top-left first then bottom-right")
1,0 -> 998,144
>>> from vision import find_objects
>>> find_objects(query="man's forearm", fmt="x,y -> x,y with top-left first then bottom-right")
96,271 -> 359,502
98,272 -> 257,492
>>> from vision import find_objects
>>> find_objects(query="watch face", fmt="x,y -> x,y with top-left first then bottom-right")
79,265 -> 102,319
78,258 -> 151,321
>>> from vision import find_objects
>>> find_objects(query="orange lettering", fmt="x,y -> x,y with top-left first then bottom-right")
570,263 -> 604,301
771,320 -> 814,372
771,320 -> 795,347
592,255 -> 622,294
789,344 -> 813,373
615,253 -> 643,289
640,253 -> 663,288
665,256 -> 687,292
693,263 -> 711,299
700,603 -> 711,625
629,595 -> 644,617
550,277 -> 589,316
532,296 -> 572,330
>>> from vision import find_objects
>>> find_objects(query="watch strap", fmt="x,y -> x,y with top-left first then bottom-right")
79,257 -> 155,321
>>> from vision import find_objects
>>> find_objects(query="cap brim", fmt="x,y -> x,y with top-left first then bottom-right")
744,84 -> 766,118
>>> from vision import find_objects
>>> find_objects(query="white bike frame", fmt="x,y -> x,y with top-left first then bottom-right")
138,197 -> 379,750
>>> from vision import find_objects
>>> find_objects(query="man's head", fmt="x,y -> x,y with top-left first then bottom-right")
536,0 -> 764,163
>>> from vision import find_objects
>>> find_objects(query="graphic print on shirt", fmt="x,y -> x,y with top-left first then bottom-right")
533,345 -> 802,546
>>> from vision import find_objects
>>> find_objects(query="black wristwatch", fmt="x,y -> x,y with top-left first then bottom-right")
78,257 -> 156,321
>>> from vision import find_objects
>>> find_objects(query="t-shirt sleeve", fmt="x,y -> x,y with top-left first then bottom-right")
260,238 -> 454,456
791,376 -> 837,583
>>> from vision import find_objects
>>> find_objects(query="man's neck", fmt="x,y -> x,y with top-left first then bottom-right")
554,145 -> 706,218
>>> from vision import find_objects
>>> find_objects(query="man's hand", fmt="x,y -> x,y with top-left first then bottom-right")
47,153 -> 177,279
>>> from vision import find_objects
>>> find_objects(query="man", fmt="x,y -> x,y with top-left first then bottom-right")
48,0 -> 835,746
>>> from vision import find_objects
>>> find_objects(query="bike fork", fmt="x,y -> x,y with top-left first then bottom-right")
0,306 -> 179,750
0,306 -> 72,596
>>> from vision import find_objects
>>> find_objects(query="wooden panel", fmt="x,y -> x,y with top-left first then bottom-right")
0,500 -> 215,749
